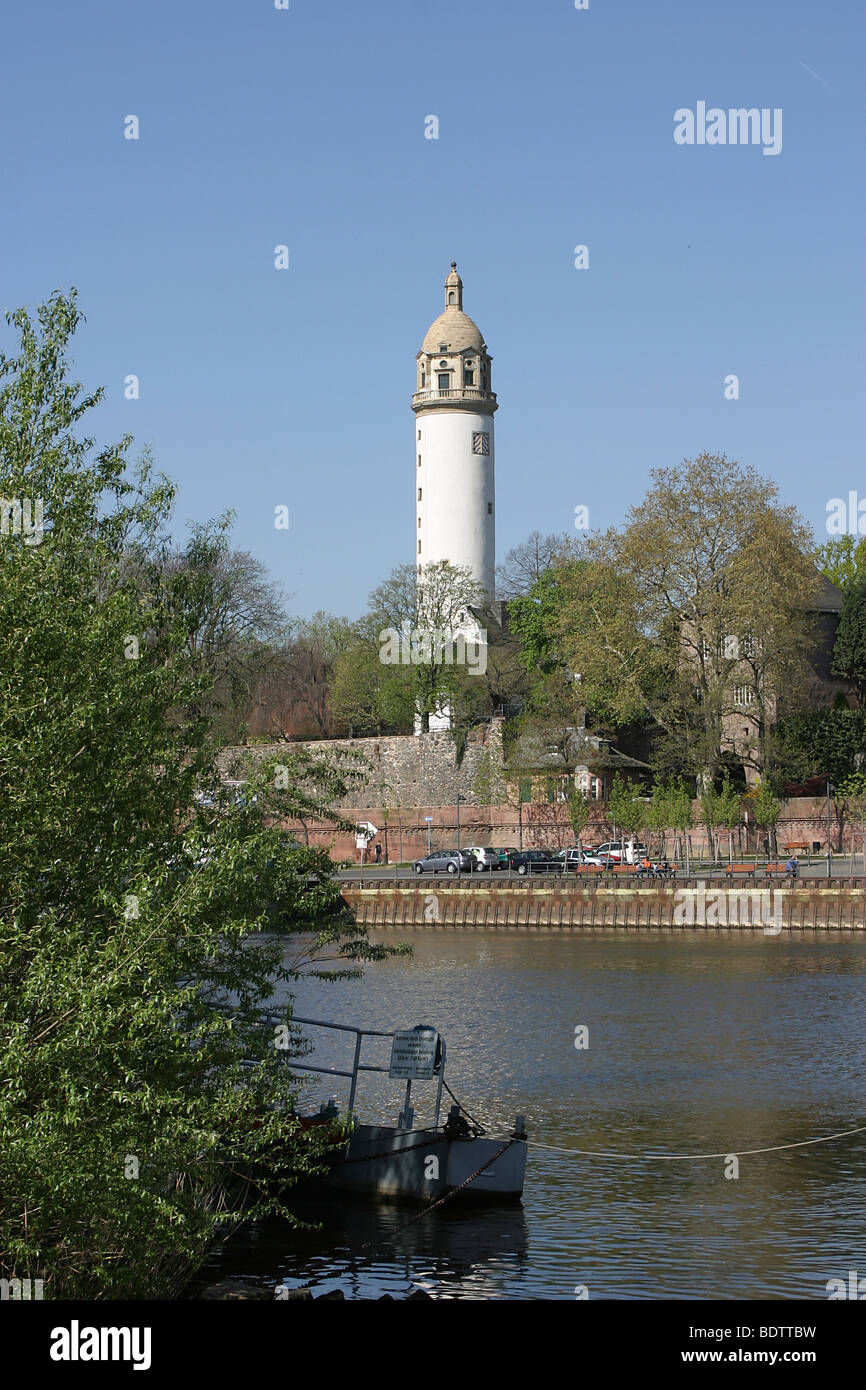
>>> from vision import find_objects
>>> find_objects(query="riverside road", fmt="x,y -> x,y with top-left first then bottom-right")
338,861 -> 863,884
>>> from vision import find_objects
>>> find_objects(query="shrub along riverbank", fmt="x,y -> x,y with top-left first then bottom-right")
0,292 -> 405,1299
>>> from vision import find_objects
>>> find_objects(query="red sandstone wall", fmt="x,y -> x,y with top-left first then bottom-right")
285,796 -> 866,863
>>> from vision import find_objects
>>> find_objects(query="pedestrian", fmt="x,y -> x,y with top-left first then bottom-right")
785,854 -> 799,879
375,842 -> 382,864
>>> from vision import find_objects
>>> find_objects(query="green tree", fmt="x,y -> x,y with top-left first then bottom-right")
554,455 -> 820,785
815,535 -> 866,593
839,771 -> 866,872
652,776 -> 694,873
0,291 -> 403,1299
701,774 -> 741,862
749,780 -> 782,857
369,561 -> 486,733
329,619 -> 415,735
607,773 -> 646,842
566,786 -> 591,843
832,571 -> 866,705
775,707 -> 866,785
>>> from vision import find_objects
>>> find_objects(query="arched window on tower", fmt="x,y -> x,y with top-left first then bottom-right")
448,291 -> 456,304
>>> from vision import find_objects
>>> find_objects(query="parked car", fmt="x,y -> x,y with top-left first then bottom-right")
508,849 -> 562,876
466,846 -> 503,872
594,841 -> 648,864
413,849 -> 474,875
556,847 -> 605,870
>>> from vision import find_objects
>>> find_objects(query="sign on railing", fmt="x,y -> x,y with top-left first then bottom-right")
389,1026 -> 440,1080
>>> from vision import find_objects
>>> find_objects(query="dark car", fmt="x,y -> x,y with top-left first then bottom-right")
413,849 -> 474,875
507,849 -> 562,876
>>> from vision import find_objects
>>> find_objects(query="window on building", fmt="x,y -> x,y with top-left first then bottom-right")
437,373 -> 450,390
518,778 -> 532,803
417,516 -> 421,528
448,291 -> 455,304
472,431 -> 490,455
463,368 -> 474,385
418,454 -> 422,467
418,541 -> 421,554
487,502 -> 492,514
418,488 -> 422,501
733,685 -> 754,706
420,373 -> 425,388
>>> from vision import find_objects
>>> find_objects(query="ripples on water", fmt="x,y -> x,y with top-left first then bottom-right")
197,931 -> 866,1299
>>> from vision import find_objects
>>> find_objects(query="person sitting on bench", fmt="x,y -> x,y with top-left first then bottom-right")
785,854 -> 799,879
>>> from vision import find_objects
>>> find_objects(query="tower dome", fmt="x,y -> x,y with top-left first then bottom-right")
421,261 -> 485,353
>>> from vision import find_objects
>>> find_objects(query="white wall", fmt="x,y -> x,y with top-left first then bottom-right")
416,408 -> 495,598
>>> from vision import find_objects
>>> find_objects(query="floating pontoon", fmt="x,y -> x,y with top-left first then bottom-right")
282,1016 -> 527,1203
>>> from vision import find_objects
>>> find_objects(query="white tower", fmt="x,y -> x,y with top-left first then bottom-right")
413,262 -> 496,598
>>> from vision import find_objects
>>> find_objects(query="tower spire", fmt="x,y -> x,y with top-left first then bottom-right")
444,261 -> 463,310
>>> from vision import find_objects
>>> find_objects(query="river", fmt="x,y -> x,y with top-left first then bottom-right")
196,929 -> 866,1300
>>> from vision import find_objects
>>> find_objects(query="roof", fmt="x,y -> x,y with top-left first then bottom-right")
806,570 -> 845,614
421,307 -> 485,355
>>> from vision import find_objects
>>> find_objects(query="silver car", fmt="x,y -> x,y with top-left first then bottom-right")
413,849 -> 474,875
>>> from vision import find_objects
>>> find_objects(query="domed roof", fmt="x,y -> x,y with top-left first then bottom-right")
421,307 -> 485,355
420,261 -> 486,354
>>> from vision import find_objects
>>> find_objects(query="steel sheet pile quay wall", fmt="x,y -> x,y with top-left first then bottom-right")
340,880 -> 866,931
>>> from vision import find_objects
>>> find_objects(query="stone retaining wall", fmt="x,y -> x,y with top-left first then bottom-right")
341,880 -> 866,931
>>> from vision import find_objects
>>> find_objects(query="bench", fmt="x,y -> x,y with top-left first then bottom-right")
725,863 -> 757,878
609,864 -> 638,877
783,842 -> 809,854
571,864 -> 604,876
725,862 -> 795,879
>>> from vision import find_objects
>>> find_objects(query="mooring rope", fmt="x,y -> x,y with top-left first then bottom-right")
520,1121 -> 866,1162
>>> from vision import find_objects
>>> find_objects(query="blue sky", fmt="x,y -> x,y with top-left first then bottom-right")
2,0 -> 863,617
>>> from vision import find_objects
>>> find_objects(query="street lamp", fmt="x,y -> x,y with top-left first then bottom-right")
456,794 -> 466,861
